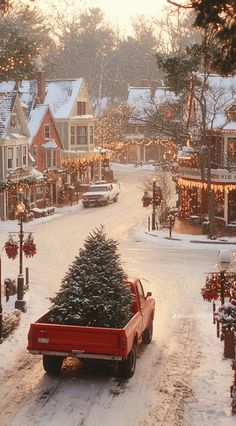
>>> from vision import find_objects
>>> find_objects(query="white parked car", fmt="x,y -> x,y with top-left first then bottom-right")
82,183 -> 119,208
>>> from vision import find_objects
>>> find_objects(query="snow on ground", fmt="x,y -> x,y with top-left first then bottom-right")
0,162 -> 236,425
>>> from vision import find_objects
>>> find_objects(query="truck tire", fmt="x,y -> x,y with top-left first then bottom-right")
118,344 -> 137,379
104,198 -> 109,206
43,355 -> 64,375
142,320 -> 153,344
113,195 -> 118,203
83,203 -> 89,208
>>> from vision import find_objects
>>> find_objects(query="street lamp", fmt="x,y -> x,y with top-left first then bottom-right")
218,249 -> 232,305
15,201 -> 26,312
152,178 -> 156,231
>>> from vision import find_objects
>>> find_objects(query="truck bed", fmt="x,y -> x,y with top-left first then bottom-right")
27,311 -> 142,361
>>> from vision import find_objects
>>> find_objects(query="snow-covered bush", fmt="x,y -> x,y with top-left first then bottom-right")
2,310 -> 21,338
48,226 -> 134,328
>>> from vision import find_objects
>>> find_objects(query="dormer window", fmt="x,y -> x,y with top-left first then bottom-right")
77,102 -> 86,116
44,124 -> 50,139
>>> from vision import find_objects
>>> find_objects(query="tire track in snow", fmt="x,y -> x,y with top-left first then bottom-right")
140,318 -> 202,426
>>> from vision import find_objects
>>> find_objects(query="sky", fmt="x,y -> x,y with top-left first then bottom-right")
88,0 -> 167,32
34,0 -> 168,35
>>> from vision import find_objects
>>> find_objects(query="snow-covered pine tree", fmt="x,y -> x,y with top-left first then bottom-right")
48,226 -> 134,328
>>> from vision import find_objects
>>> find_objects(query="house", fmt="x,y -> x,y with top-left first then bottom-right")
0,73 -> 107,216
18,72 -> 102,185
0,91 -> 45,220
27,103 -> 64,206
123,81 -> 179,164
177,74 -> 236,228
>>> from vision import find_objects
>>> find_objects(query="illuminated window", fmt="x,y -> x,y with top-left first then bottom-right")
227,138 -> 236,166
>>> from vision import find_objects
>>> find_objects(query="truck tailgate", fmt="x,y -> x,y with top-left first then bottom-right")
28,322 -> 125,358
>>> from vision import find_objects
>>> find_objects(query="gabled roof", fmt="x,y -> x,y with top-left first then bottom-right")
19,78 -> 83,119
27,104 -> 49,145
0,92 -> 17,138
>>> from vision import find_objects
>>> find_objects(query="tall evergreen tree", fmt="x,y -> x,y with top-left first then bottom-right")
48,226 -> 134,328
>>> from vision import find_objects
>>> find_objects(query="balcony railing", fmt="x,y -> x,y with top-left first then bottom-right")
178,166 -> 236,183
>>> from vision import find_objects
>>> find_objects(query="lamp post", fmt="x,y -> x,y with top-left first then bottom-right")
152,178 -> 156,231
15,201 -> 26,312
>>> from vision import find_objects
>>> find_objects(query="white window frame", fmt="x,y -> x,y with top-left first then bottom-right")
7,147 -> 13,169
22,146 -> 27,166
44,124 -> 50,139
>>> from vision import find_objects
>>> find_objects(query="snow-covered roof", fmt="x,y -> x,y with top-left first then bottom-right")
194,73 -> 236,130
19,79 -> 83,119
154,87 -> 179,104
0,92 -> 16,138
41,140 -> 58,149
128,87 -> 153,117
127,86 -> 178,117
27,104 -> 49,145
223,121 -> 236,131
44,79 -> 83,119
0,81 -> 16,92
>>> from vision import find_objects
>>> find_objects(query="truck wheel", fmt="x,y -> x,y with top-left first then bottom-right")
142,320 -> 153,344
104,198 -> 109,206
113,195 -> 118,203
118,344 -> 137,379
83,203 -> 89,208
43,355 -> 64,375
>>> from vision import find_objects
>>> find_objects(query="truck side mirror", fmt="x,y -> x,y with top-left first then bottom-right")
146,291 -> 152,298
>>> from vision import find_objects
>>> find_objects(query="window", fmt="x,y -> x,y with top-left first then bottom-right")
44,124 -> 50,139
16,146 -> 20,168
35,186 -> 43,200
7,148 -> 13,169
22,146 -> 27,166
70,126 -> 75,145
136,280 -> 145,308
77,126 -> 87,145
90,126 -> 94,145
46,150 -> 57,168
77,102 -> 86,116
227,138 -> 236,166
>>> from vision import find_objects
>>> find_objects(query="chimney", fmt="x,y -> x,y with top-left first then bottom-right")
37,71 -> 46,104
150,80 -> 158,98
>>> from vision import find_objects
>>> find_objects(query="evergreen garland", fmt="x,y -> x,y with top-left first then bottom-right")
48,226 -> 134,328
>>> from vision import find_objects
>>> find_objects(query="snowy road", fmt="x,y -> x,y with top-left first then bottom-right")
0,166 -> 229,426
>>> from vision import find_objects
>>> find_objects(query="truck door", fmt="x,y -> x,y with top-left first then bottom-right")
136,280 -> 150,331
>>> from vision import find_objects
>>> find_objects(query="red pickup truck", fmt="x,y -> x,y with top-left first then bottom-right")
27,279 -> 155,378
